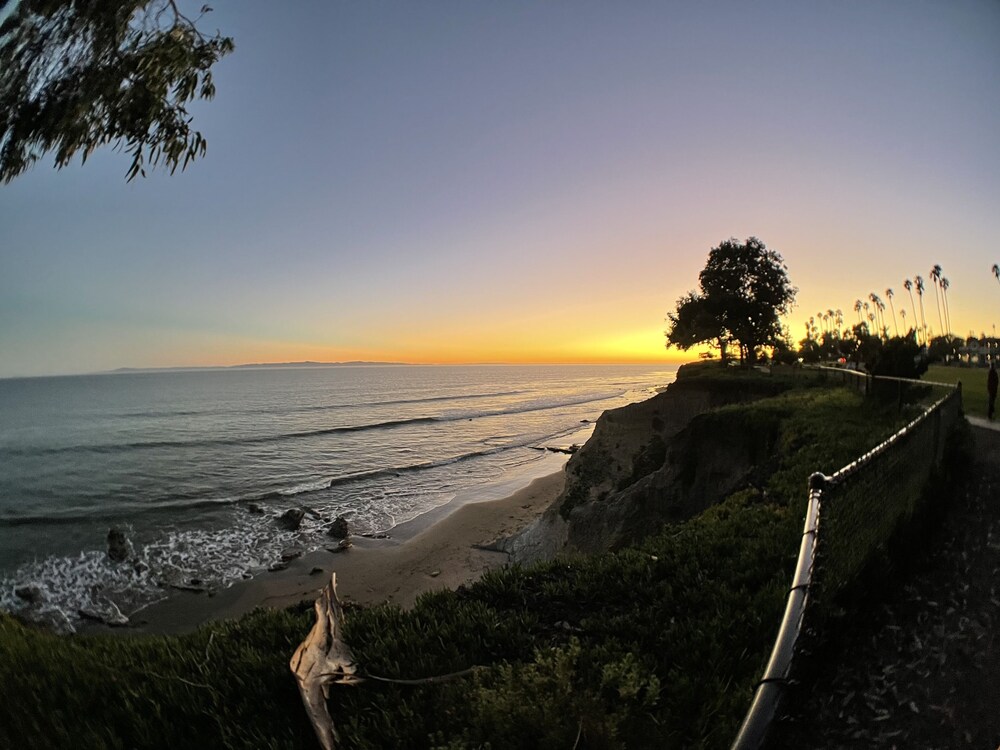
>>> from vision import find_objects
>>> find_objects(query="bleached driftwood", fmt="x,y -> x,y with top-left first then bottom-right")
289,574 -> 361,750
290,573 -> 485,748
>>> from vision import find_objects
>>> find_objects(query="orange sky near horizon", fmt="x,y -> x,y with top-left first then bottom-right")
1,3 -> 997,378
119,323 -> 698,370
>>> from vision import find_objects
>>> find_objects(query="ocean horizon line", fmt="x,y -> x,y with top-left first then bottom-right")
0,360 -> 683,381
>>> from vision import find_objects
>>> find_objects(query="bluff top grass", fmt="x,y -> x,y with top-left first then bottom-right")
924,363 -> 989,419
0,366 -> 943,749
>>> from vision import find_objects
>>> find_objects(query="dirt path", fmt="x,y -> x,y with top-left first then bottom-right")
772,424 -> 1000,749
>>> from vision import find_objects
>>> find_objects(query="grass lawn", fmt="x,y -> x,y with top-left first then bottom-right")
924,364 -> 991,419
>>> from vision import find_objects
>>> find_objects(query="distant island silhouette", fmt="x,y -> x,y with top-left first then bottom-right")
106,361 -> 412,374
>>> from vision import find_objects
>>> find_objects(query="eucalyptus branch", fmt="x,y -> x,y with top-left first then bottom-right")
0,0 -> 234,183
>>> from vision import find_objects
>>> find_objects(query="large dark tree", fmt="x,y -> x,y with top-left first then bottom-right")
0,0 -> 234,183
664,291 -> 730,363
666,237 -> 797,366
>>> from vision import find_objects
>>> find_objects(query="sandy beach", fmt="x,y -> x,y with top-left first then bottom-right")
122,470 -> 565,635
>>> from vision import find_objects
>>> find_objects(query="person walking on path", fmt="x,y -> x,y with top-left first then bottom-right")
988,361 -> 998,420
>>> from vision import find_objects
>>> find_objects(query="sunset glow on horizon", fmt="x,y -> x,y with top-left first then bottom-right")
2,2 -> 998,377
109,322 -> 696,371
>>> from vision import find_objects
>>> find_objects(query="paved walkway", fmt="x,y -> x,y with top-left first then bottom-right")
773,421 -> 1000,749
967,415 -> 1000,432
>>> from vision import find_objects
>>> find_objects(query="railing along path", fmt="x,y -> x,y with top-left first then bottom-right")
730,371 -> 962,750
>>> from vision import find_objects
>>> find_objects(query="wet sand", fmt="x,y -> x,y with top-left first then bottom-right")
123,470 -> 565,635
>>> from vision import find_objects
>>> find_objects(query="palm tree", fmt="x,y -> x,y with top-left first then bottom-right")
993,264 -> 1000,286
854,299 -> 863,326
900,307 -> 907,334
835,309 -> 844,336
940,277 -> 951,336
915,275 -> 928,342
869,293 -> 885,338
875,296 -> 887,338
885,288 -> 898,337
929,265 -> 944,337
903,279 -> 917,343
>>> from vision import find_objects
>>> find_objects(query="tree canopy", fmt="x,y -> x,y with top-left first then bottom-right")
666,237 -> 797,365
0,0 -> 234,183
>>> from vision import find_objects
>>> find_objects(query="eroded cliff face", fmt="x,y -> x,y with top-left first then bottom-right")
501,366 -> 792,563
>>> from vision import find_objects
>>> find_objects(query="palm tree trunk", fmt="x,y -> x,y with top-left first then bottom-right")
933,284 -> 944,338
905,288 -> 918,342
917,294 -> 927,343
942,287 -> 952,335
887,297 -> 898,337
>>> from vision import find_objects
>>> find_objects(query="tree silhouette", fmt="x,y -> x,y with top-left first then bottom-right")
940,277 -> 951,337
665,292 -> 728,362
903,279 -> 917,342
869,296 -> 880,337
915,276 -> 928,343
868,293 -> 886,339
0,0 -> 234,183
666,237 -> 797,366
885,288 -> 898,337
929,265 -> 945,336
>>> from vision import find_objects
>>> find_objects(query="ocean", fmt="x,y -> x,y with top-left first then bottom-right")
0,363 -> 676,623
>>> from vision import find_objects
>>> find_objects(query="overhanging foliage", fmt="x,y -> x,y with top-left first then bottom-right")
0,0 -> 233,183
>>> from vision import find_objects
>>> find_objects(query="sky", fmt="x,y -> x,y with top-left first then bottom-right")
2,0 -> 999,377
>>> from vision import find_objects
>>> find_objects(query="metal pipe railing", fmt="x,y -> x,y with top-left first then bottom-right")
730,379 -> 960,750
730,479 -> 821,749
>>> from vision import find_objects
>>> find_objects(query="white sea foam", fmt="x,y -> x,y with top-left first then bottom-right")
0,364 -> 678,627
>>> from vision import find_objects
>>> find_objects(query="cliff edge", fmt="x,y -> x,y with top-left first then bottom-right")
500,364 -> 795,562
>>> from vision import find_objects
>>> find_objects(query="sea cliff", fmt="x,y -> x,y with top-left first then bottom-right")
501,364 -> 795,561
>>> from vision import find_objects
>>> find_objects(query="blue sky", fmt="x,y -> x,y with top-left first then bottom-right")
2,0 -> 999,376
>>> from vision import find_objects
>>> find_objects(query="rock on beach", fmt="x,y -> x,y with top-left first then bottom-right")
326,515 -> 350,539
276,507 -> 306,531
106,527 -> 131,562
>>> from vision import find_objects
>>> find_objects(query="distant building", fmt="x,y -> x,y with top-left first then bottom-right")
957,337 -> 999,365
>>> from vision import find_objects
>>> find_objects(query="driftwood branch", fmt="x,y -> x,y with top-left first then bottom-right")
360,666 -> 480,686
290,574 -> 484,748
289,574 -> 361,750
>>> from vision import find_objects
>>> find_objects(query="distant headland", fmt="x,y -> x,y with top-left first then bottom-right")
106,361 -> 412,374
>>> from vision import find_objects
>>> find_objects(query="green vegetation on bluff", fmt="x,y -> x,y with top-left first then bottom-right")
924,364 -> 988,419
0,371 -> 940,749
